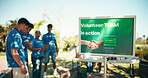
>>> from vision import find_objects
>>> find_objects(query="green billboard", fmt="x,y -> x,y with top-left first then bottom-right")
80,16 -> 136,57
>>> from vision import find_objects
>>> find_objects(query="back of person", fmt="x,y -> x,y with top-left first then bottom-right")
6,29 -> 26,67
6,17 -> 30,78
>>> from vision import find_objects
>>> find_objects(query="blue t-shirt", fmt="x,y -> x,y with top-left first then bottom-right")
20,32 -> 34,58
42,33 -> 57,52
31,38 -> 44,58
6,28 -> 26,67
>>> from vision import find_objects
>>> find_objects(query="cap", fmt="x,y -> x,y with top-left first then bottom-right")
35,30 -> 41,34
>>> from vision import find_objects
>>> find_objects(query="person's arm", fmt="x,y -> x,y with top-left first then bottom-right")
28,42 -> 40,51
55,41 -> 59,56
42,35 -> 46,57
43,42 -> 46,58
11,49 -> 27,74
81,40 -> 90,45
25,41 -> 41,51
40,44 -> 51,51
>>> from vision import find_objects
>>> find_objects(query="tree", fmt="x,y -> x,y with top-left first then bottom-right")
143,35 -> 146,43
136,37 -> 143,44
0,25 -> 4,33
32,20 -> 46,35
146,37 -> 148,44
6,19 -> 18,32
0,19 -> 18,52
0,25 -> 6,42
62,35 -> 79,51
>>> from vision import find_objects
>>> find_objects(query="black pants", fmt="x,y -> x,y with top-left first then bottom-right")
31,56 -> 43,78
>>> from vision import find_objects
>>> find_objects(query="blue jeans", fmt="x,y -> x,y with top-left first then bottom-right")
31,56 -> 43,78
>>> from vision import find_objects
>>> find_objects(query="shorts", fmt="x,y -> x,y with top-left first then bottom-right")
43,52 -> 56,64
12,66 -> 29,78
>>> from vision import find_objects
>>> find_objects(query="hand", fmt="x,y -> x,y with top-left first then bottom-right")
25,41 -> 29,46
44,44 -> 51,50
56,52 -> 58,57
88,41 -> 98,50
20,65 -> 27,74
85,41 -> 98,50
91,40 -> 104,46
98,41 -> 103,46
39,48 -> 42,51
43,54 -> 46,59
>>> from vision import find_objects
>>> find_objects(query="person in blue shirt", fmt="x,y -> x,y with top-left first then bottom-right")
42,24 -> 60,78
6,18 -> 30,78
21,23 -> 34,67
26,30 -> 50,78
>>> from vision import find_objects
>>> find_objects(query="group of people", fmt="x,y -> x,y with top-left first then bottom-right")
6,18 -> 60,78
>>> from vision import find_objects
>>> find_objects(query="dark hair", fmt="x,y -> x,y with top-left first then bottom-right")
28,23 -> 34,29
47,24 -> 53,28
18,18 -> 30,26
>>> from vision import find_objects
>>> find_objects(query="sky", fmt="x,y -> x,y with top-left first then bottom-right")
0,0 -> 148,38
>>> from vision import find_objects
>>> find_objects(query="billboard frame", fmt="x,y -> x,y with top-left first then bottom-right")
79,16 -> 136,58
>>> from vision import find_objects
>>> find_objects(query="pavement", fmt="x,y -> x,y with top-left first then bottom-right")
0,56 -> 11,77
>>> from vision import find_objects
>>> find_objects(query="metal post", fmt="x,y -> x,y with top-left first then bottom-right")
132,64 -> 134,78
104,56 -> 107,78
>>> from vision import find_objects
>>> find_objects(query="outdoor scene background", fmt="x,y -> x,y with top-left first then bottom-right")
0,0 -> 148,78
0,0 -> 148,52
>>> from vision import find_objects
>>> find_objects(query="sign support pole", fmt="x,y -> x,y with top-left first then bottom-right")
104,56 -> 107,78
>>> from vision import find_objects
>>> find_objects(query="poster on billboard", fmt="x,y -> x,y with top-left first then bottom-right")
79,16 -> 136,57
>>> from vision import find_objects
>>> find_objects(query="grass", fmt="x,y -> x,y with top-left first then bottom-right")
1,51 -> 141,78
0,52 -> 6,56
2,57 -> 140,78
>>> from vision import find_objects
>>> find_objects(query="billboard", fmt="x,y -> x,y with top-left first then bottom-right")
79,16 -> 136,57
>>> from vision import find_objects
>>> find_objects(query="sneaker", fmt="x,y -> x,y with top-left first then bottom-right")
43,72 -> 47,78
106,73 -> 108,76
87,72 -> 90,75
53,70 -> 60,77
43,75 -> 46,78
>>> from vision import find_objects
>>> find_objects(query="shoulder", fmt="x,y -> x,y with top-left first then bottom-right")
32,38 -> 37,42
20,32 -> 26,36
43,33 -> 48,36
51,33 -> 55,35
29,34 -> 34,38
8,29 -> 17,34
51,33 -> 56,38
8,29 -> 21,38
42,33 -> 48,38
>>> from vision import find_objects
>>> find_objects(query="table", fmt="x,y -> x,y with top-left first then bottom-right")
72,56 -> 139,78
